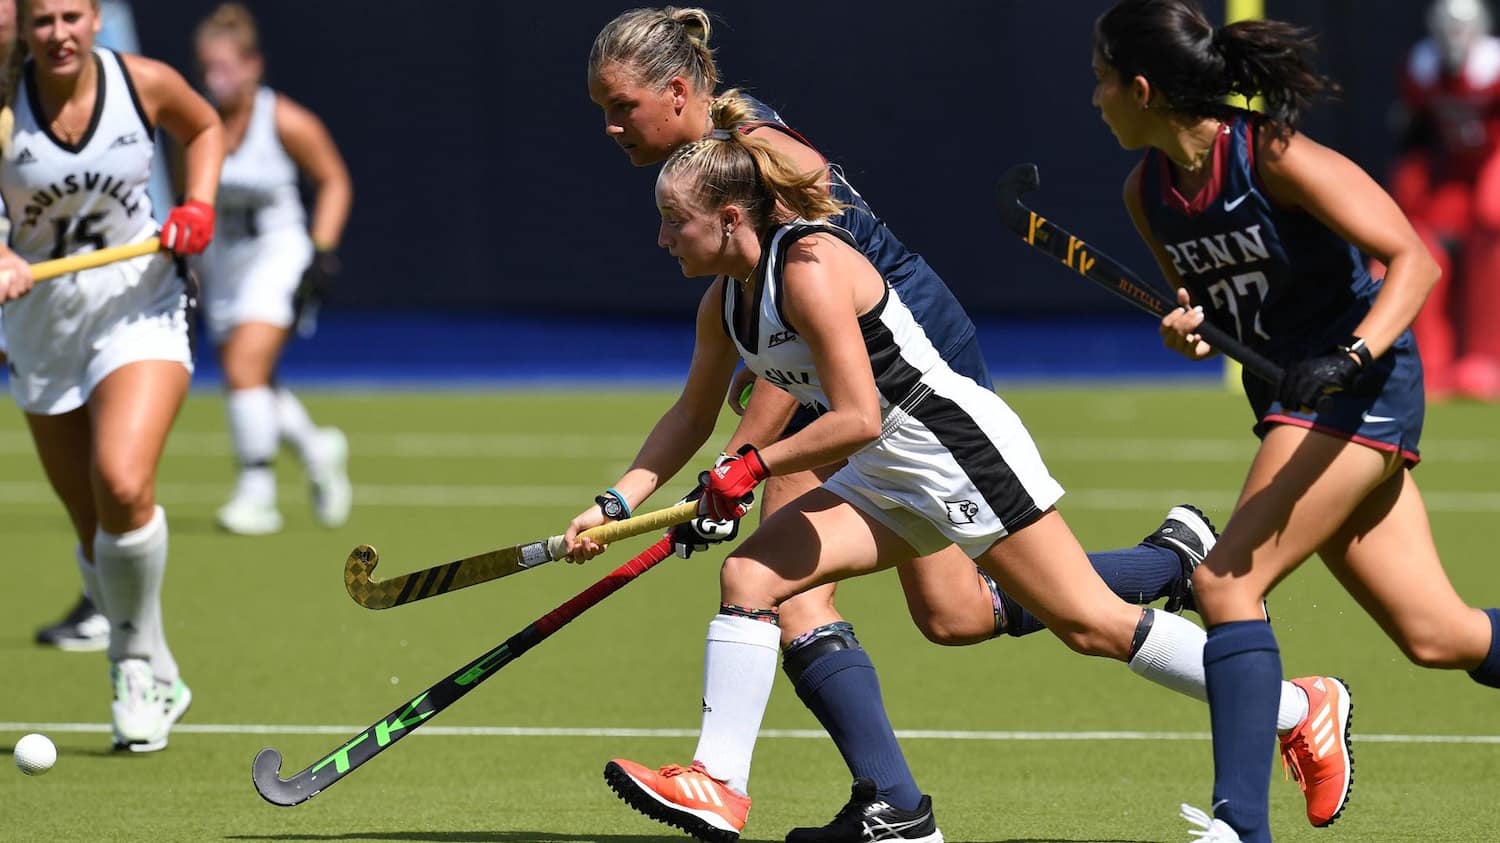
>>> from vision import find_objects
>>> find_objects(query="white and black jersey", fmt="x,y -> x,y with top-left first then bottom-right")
725,222 -> 1063,557
200,87 -> 313,341
0,49 -> 191,415
1,48 -> 157,261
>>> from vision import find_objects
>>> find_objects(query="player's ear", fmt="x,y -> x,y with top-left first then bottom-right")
667,76 -> 690,112
1131,75 -> 1153,110
720,205 -> 745,233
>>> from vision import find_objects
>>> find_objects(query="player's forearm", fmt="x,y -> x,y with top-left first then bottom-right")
178,122 -> 225,206
1355,247 -> 1441,358
757,409 -> 878,477
614,404 -> 719,506
723,380 -> 797,453
309,173 -> 352,251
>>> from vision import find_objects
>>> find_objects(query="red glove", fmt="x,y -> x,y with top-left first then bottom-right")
700,444 -> 770,521
161,200 -> 215,255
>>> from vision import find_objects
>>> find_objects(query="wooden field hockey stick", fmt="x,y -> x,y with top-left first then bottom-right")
32,237 -> 162,282
344,499 -> 699,609
994,163 -> 1284,384
254,535 -> 676,806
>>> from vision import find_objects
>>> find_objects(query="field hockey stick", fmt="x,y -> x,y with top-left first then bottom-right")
254,535 -> 675,806
33,237 -> 162,282
344,499 -> 699,609
994,163 -> 1284,384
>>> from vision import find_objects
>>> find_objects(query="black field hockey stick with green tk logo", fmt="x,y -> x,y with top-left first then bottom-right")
344,500 -> 698,609
995,162 -> 1284,384
252,535 -> 675,806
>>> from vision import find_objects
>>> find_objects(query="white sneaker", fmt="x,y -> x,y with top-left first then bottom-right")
1181,804 -> 1243,841
308,427 -> 352,528
216,493 -> 284,536
111,659 -> 166,752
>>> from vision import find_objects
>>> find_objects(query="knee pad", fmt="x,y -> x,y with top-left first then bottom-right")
781,621 -> 861,685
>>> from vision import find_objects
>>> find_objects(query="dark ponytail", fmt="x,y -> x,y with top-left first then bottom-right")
1095,0 -> 1338,139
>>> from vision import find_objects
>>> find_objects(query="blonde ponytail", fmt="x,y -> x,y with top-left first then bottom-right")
663,130 -> 843,230
708,88 -> 755,132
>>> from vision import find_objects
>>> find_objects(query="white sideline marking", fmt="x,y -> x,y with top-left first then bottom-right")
1,722 -> 1497,744
3,430 -> 1500,463
3,481 -> 1500,513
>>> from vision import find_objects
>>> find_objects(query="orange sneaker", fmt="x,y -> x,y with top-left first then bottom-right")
1280,676 -> 1354,827
604,758 -> 750,843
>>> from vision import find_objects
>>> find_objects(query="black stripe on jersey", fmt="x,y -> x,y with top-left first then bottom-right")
26,53 -> 108,154
862,314 -> 1041,528
765,224 -> 860,334
114,50 -> 154,135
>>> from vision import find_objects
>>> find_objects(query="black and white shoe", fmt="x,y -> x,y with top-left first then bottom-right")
1142,504 -> 1217,614
34,594 -> 110,652
786,778 -> 943,843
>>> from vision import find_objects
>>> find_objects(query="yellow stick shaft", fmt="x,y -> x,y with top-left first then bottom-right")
32,237 -> 162,282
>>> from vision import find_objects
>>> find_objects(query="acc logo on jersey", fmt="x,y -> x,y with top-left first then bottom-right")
768,330 -> 798,347
944,500 -> 979,525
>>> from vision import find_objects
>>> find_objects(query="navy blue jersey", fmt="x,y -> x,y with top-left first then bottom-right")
733,94 -> 991,390
1137,110 -> 1423,463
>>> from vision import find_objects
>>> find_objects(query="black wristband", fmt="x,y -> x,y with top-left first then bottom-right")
594,488 -> 632,520
1338,336 -> 1373,368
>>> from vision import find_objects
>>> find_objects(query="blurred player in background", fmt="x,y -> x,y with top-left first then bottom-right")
576,9 -> 1347,841
0,0 -> 13,382
1092,0 -> 1500,838
1388,0 -> 1500,400
0,0 -> 223,751
194,3 -> 351,535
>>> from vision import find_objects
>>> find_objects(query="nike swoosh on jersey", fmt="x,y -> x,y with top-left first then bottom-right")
1224,192 -> 1252,211
1361,411 -> 1397,423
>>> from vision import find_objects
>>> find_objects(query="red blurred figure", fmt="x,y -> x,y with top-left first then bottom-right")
1390,0 -> 1500,400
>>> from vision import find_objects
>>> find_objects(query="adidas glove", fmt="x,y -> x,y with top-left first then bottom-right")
161,200 -> 215,255
700,444 -> 768,521
670,461 -> 749,559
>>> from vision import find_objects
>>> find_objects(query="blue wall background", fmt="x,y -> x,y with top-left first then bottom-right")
135,1 -> 1427,320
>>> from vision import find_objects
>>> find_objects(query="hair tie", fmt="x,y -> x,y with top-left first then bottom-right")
709,128 -> 734,141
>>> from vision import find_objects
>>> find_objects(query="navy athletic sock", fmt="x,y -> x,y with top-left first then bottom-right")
792,646 -> 923,811
1204,620 -> 1281,843
1469,608 -> 1500,688
1001,544 -> 1181,637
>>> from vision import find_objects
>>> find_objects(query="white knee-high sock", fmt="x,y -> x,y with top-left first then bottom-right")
1128,608 -> 1311,731
95,507 -> 178,684
76,544 -> 103,610
691,614 -> 781,795
274,387 -> 320,464
227,387 -> 279,502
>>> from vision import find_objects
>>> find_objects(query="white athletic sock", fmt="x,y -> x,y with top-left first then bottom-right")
76,544 -> 103,610
1128,609 -> 1310,731
1277,681 -> 1310,733
227,387 -> 279,502
274,387 -> 321,465
95,507 -> 178,684
691,614 -> 781,795
1128,609 -> 1209,701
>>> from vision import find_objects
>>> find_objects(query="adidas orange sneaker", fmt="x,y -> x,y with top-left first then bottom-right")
1280,676 -> 1354,827
604,758 -> 751,843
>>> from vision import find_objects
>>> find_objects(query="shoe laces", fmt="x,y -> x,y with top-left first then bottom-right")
660,761 -> 718,782
1180,802 -> 1240,841
1279,731 -> 1311,790
113,660 -> 156,705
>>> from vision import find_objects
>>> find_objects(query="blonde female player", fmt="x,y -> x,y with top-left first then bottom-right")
194,3 -> 351,536
0,0 -> 222,752
570,11 -> 1345,842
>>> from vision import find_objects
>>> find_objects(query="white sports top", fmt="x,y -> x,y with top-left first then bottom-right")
723,221 -> 946,418
217,87 -> 305,240
0,48 -> 157,262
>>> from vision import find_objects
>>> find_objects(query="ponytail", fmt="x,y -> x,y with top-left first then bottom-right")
662,130 -> 843,231
1095,0 -> 1338,138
